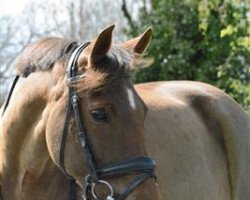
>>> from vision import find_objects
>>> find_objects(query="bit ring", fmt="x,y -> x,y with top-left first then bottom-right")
91,180 -> 114,199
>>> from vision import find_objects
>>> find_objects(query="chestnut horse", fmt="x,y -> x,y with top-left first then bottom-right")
0,25 -> 249,200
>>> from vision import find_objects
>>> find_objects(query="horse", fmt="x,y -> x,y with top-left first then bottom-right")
0,25 -> 249,200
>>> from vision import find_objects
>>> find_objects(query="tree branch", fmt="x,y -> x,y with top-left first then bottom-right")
121,0 -> 136,32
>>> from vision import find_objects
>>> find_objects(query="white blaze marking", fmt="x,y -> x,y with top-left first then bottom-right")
127,88 -> 136,109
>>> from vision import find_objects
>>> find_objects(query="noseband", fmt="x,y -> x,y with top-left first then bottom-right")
59,43 -> 156,200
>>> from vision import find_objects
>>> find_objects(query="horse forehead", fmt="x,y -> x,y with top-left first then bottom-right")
126,87 -> 136,109
88,85 -> 138,109
114,86 -> 139,110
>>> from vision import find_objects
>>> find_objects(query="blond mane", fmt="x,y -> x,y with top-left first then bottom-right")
14,37 -> 150,95
15,37 -> 76,77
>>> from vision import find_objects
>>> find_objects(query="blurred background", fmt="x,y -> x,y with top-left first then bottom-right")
0,0 -> 249,111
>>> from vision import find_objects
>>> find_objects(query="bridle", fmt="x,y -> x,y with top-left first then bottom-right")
0,42 -> 156,200
59,42 -> 157,200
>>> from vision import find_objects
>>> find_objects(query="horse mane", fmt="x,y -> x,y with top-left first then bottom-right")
15,37 -> 148,93
15,37 -> 77,77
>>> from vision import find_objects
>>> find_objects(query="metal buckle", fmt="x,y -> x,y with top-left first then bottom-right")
91,180 -> 114,200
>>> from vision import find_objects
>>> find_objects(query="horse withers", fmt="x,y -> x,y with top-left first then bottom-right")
0,25 -> 249,200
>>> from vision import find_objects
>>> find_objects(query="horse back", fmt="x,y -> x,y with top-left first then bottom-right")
136,81 -> 250,200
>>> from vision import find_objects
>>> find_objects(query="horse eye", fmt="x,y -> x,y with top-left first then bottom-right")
90,108 -> 109,122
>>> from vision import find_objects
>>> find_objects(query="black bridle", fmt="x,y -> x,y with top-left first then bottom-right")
59,42 -> 156,200
1,42 -> 156,200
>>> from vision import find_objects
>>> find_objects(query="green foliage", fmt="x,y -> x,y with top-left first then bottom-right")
125,0 -> 250,111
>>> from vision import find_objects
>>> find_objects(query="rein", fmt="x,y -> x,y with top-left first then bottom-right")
1,75 -> 20,117
59,42 -> 156,200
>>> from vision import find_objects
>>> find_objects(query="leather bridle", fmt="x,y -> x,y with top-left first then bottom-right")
1,42 -> 157,200
59,42 -> 156,200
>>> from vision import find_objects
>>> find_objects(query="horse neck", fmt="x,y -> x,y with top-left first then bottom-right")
0,72 -> 71,200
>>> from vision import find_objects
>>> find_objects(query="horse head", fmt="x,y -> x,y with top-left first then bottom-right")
35,25 -> 161,199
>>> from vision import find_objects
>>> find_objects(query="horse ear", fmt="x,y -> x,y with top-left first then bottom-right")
89,24 -> 115,64
121,27 -> 152,54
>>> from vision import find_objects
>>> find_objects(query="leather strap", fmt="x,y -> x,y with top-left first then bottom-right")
2,75 -> 20,116
59,42 -> 91,178
59,42 -> 91,200
98,157 -> 156,178
70,92 -> 98,181
59,92 -> 73,178
118,172 -> 155,200
69,179 -> 77,200
0,187 -> 4,200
